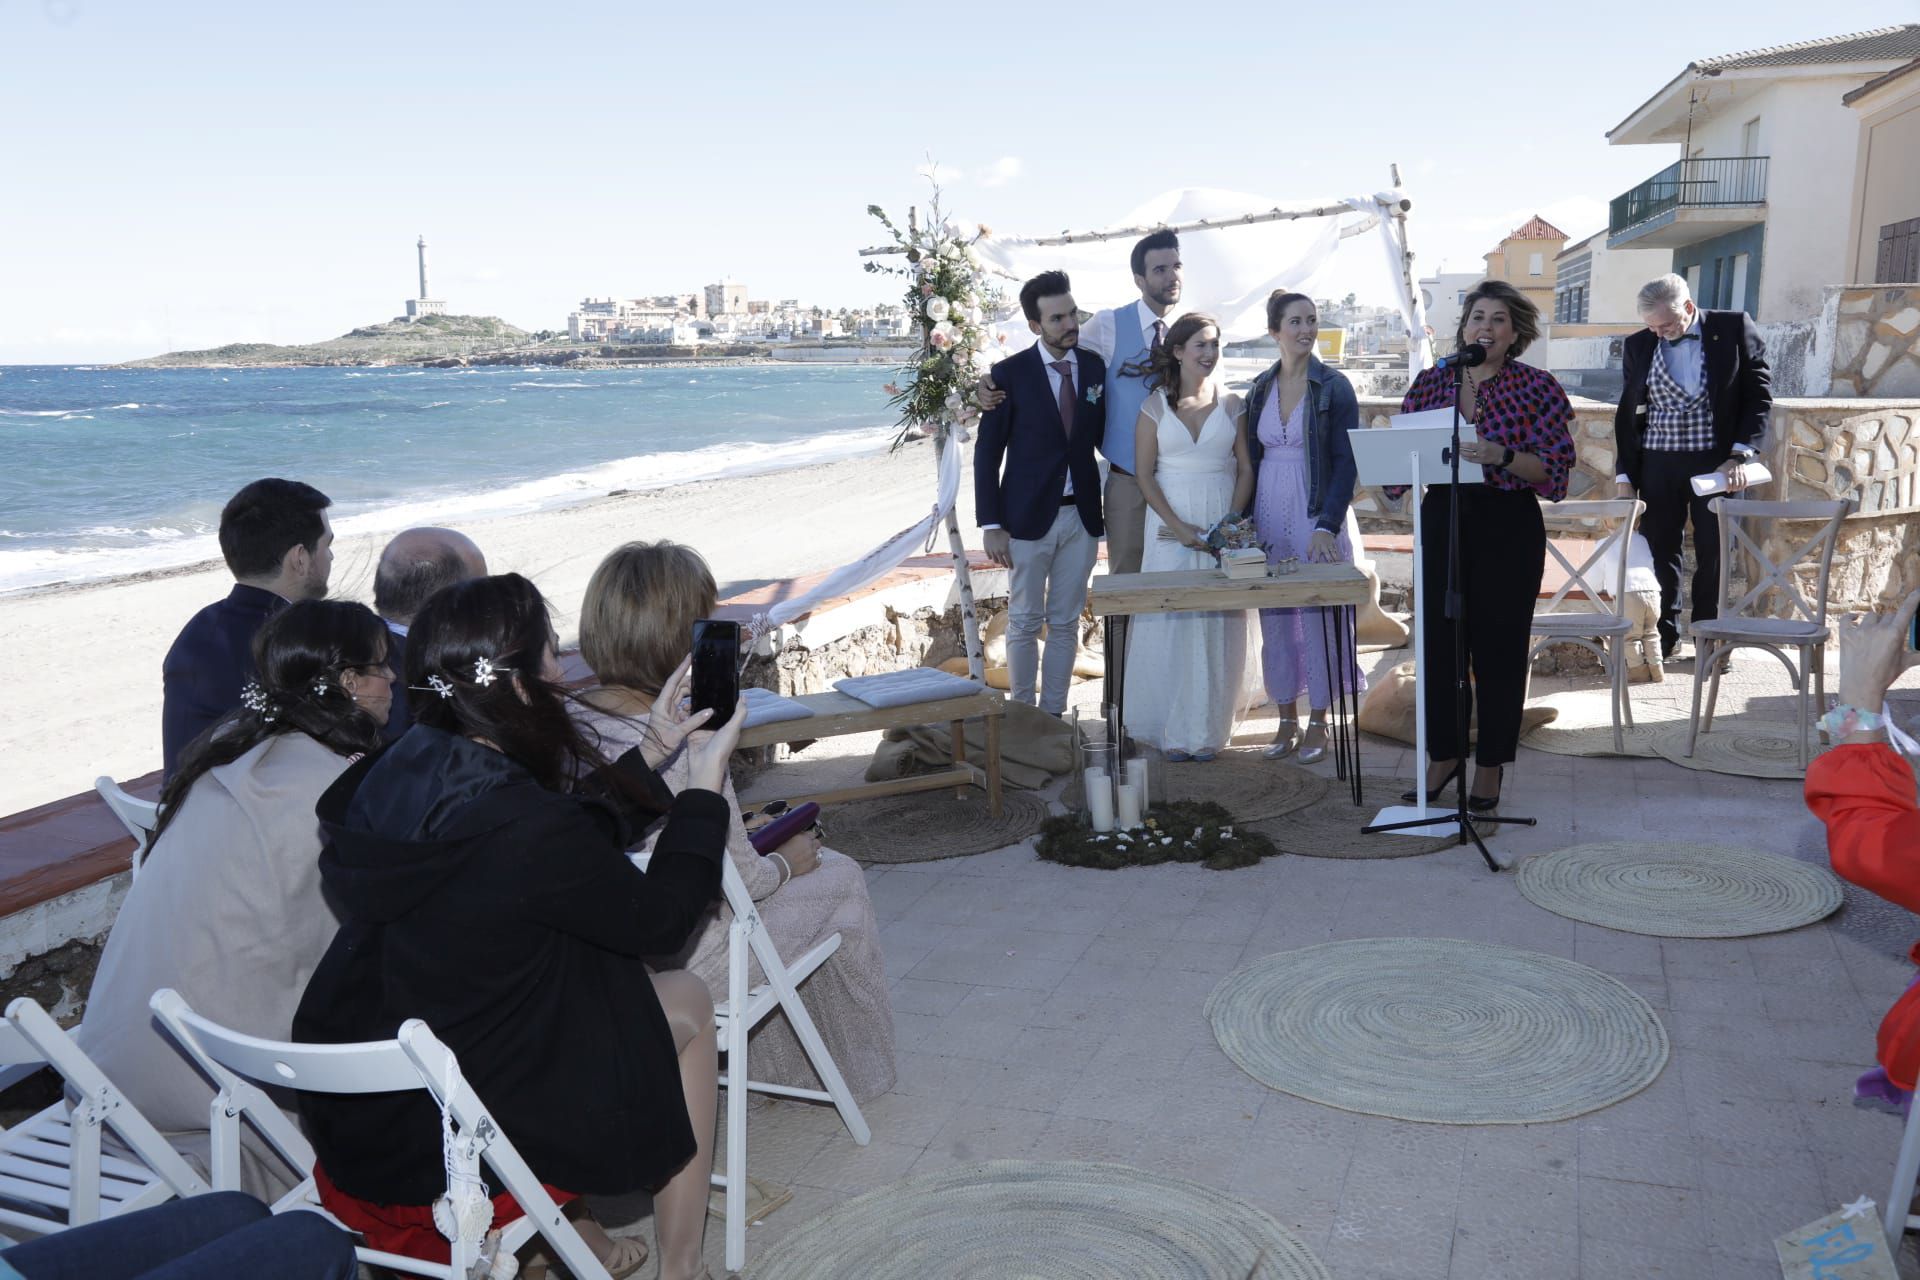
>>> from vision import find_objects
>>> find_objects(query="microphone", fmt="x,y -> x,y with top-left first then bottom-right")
1433,343 -> 1487,371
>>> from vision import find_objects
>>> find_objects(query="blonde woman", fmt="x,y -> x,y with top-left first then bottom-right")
578,541 -> 896,1104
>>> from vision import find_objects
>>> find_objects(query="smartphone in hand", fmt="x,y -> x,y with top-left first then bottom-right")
690,619 -> 741,729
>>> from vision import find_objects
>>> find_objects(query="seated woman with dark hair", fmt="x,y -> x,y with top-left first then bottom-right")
79,599 -> 392,1197
294,573 -> 738,1280
577,541 -> 896,1105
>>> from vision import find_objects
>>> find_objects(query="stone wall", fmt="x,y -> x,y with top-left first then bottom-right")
1831,286 -> 1920,398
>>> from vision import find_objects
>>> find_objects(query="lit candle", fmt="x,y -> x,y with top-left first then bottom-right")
1087,773 -> 1115,833
1115,783 -> 1142,830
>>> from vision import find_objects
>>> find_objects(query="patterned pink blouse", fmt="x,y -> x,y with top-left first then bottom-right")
1399,360 -> 1577,501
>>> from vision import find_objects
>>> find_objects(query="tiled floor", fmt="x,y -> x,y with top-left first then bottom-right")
604,648 -> 1920,1279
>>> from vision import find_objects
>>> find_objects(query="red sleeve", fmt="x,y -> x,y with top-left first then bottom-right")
1806,743 -> 1920,913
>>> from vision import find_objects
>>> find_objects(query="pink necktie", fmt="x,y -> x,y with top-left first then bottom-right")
1151,320 -> 1166,349
1051,360 -> 1074,436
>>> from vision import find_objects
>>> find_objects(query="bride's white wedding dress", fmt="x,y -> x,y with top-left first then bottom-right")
1124,389 -> 1255,754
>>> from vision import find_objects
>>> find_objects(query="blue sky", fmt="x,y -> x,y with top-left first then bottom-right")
2,1 -> 1908,363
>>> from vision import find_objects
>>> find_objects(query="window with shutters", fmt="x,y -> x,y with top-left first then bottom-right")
1878,218 -> 1920,284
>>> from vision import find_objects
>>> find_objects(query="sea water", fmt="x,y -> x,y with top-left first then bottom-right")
0,363 -> 898,595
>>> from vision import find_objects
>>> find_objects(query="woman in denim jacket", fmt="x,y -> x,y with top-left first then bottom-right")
1242,291 -> 1366,761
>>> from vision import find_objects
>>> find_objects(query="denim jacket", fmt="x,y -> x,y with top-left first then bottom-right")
1243,355 -> 1360,534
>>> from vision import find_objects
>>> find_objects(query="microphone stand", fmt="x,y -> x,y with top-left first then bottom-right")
1361,356 -> 1534,871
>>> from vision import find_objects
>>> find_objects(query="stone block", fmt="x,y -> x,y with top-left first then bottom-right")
1830,374 -> 1860,395
1855,417 -> 1882,441
1833,317 -> 1870,371
1863,342 -> 1892,381
1791,420 -> 1823,448
1871,355 -> 1920,399
1841,291 -> 1875,316
1886,307 -> 1920,336
1793,455 -> 1828,483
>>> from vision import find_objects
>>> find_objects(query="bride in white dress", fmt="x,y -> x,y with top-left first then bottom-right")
1123,313 -> 1257,759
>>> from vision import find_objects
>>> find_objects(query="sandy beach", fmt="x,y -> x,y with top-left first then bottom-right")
0,441 -> 959,816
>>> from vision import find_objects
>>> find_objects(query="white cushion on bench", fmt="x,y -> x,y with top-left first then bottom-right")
833,669 -> 988,709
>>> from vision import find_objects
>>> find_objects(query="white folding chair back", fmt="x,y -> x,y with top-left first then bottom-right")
94,777 -> 158,879
149,988 -> 610,1280
1529,499 -> 1646,754
0,998 -> 208,1236
1685,498 -> 1852,770
710,856 -> 872,1273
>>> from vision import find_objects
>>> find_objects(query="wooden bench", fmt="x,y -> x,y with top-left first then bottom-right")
735,689 -> 1006,818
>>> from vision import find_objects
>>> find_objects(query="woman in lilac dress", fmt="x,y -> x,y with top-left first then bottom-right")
1243,291 -> 1365,762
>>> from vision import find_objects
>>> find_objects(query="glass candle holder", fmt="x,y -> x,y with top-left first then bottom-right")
1079,742 -> 1117,833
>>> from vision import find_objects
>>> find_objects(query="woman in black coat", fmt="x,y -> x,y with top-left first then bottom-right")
294,573 -> 741,1280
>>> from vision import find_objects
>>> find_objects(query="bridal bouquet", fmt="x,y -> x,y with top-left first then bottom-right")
865,180 -> 1007,451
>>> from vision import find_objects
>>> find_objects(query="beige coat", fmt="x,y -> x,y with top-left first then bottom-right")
77,732 -> 352,1196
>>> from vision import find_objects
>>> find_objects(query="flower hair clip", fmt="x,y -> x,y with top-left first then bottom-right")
240,680 -> 279,723
472,656 -> 504,687
426,674 -> 456,700
312,678 -> 333,698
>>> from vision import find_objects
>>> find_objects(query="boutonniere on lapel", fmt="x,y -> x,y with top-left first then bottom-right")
1085,385 -> 1102,405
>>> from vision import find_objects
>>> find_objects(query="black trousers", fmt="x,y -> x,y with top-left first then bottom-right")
1420,485 -> 1545,766
1639,447 -> 1725,652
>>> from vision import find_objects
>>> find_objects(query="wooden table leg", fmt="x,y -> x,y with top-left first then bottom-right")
984,713 -> 1004,818
950,719 -> 968,801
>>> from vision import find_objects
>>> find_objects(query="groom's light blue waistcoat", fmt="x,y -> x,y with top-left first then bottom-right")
1101,303 -> 1153,475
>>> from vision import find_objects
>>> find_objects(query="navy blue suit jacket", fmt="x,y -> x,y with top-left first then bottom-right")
381,624 -> 412,743
973,343 -> 1105,542
161,583 -> 285,777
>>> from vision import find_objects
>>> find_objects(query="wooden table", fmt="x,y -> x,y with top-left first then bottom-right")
736,688 -> 1006,817
1090,564 -> 1372,803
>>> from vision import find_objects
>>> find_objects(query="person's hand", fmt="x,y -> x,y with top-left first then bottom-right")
1306,530 -> 1338,563
683,696 -> 749,794
1720,457 -> 1755,491
1460,438 -> 1507,467
773,828 -> 821,877
975,374 -> 1006,411
1614,480 -> 1635,500
1177,522 -> 1210,552
1836,589 -> 1920,713
636,657 -> 700,768
983,528 -> 1013,569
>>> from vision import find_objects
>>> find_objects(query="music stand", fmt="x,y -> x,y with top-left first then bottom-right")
1348,413 -> 1529,871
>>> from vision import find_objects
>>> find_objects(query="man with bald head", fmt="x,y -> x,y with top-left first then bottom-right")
372,527 -> 487,739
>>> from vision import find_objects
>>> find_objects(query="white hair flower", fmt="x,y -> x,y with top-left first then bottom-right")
473,656 -> 500,687
426,674 -> 455,700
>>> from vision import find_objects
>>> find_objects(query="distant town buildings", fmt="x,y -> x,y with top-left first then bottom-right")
402,235 -> 446,322
565,279 -> 914,345
1480,216 -> 1568,320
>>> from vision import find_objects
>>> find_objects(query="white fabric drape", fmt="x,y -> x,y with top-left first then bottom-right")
761,435 -> 963,631
1342,195 -> 1432,375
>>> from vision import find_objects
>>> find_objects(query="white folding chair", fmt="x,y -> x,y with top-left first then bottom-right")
1529,498 -> 1647,754
635,851 -> 872,1272
1686,498 -> 1852,770
94,777 -> 158,879
148,988 -> 611,1280
1885,1095 -> 1920,1254
0,997 -> 208,1235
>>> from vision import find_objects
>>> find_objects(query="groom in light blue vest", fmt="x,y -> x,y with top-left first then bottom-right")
981,229 -> 1183,580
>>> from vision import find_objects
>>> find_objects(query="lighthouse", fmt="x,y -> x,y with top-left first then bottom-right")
404,235 -> 447,321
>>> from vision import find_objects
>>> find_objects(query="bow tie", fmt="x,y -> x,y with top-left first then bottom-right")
1667,332 -> 1699,343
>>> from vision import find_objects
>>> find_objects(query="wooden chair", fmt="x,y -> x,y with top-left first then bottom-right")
0,997 -> 208,1236
1686,497 -> 1853,770
1529,499 -> 1647,754
93,777 -> 158,879
634,852 -> 872,1273
148,988 -> 612,1280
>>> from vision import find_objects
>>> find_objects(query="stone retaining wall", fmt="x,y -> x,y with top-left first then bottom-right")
1832,286 -> 1920,399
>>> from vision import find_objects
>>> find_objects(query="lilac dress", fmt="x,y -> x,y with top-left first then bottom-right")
1252,389 -> 1364,711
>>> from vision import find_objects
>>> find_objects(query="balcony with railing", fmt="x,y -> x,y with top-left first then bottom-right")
1607,156 -> 1769,249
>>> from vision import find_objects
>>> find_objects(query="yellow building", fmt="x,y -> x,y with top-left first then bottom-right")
1842,56 -> 1920,283
1481,215 -> 1569,318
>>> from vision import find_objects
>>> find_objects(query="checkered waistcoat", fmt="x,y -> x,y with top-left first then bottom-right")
1643,343 -> 1715,452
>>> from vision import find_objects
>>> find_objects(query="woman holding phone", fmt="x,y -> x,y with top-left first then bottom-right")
579,541 -> 896,1104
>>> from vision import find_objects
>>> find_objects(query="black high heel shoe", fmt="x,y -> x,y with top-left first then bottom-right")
1468,765 -> 1503,813
1400,760 -> 1463,805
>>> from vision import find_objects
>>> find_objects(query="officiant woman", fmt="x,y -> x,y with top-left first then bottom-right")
1398,280 -> 1575,816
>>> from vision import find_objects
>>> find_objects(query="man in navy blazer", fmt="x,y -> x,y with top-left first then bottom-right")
1613,273 -> 1772,658
371,526 -> 488,741
974,270 -> 1106,715
161,478 -> 334,776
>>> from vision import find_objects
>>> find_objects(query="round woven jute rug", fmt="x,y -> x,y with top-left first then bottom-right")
824,789 -> 1050,864
1159,753 -> 1329,822
745,1160 -> 1330,1280
1249,776 -> 1458,859
1521,689 -> 1689,758
1644,720 -> 1817,779
1515,841 -> 1843,937
1207,938 -> 1669,1125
